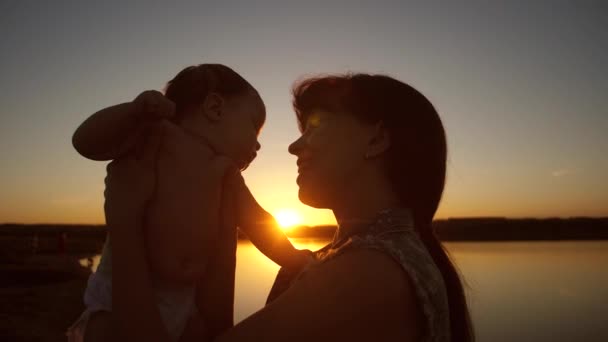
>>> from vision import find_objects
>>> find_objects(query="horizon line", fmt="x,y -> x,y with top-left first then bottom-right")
2,215 -> 608,227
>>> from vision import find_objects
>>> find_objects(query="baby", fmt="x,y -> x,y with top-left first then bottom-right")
67,64 -> 310,341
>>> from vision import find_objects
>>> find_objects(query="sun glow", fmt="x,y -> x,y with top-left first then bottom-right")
274,209 -> 303,230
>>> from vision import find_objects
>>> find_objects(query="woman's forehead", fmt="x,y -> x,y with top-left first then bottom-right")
304,109 -> 342,125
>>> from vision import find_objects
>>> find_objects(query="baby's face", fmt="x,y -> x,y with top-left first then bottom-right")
178,90 -> 265,170
215,91 -> 265,170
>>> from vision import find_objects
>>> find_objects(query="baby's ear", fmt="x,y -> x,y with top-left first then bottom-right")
202,92 -> 225,122
365,121 -> 391,159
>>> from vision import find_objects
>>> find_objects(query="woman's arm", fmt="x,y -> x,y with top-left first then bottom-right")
194,173 -> 240,338
112,209 -> 171,342
213,248 -> 422,342
73,102 -> 141,161
72,90 -> 174,161
104,129 -> 174,342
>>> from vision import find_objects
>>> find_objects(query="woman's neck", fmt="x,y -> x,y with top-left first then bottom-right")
332,172 -> 402,238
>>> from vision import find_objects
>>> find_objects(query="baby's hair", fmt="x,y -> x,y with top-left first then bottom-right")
164,64 -> 257,122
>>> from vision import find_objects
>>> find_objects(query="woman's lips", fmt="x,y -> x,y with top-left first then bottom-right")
296,160 -> 311,185
297,159 -> 311,173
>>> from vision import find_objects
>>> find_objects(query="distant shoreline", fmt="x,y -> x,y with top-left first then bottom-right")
284,217 -> 608,241
1,217 -> 607,243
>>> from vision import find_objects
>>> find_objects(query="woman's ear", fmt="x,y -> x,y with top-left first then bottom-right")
201,92 -> 225,122
365,122 -> 391,159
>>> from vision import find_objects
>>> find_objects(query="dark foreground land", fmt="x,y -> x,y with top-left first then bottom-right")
0,226 -> 104,342
1,218 -> 607,341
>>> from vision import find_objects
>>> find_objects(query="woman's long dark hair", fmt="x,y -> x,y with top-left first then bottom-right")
292,74 -> 474,342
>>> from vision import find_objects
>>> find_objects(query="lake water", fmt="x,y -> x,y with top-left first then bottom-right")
85,239 -> 608,341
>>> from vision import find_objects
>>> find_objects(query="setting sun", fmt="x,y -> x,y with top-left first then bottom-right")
274,209 -> 303,229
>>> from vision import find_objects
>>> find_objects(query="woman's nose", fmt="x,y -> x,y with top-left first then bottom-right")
255,141 -> 261,151
288,135 -> 304,155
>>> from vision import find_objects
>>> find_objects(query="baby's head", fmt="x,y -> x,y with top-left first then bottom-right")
164,64 -> 265,170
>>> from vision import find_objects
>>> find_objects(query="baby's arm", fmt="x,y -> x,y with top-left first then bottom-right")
233,176 -> 311,269
72,90 -> 174,161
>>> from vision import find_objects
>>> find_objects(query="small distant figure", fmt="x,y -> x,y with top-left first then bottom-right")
58,232 -> 67,255
31,233 -> 39,256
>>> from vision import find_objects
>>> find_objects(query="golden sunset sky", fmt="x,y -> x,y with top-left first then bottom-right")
1,1 -> 606,226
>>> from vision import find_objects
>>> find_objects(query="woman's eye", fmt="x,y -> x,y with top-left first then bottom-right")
307,114 -> 321,129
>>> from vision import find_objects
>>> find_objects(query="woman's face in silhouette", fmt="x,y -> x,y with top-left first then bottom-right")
288,110 -> 373,208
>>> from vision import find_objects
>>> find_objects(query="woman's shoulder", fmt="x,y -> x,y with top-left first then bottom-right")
310,247 -> 425,335
329,208 -> 446,287
308,247 -> 419,302
313,210 -> 451,341
318,210 -> 444,292
331,227 -> 444,288
232,247 -> 423,341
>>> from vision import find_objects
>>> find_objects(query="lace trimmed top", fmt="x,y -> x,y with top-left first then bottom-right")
266,208 -> 451,342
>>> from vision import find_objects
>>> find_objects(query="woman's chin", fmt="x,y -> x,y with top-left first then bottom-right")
297,187 -> 331,209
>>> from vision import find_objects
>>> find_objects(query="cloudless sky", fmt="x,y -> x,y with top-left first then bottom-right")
1,0 -> 606,225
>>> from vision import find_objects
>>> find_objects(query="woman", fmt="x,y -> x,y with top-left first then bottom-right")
106,73 -> 474,341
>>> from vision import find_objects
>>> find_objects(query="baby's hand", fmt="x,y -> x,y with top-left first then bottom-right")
132,90 -> 175,121
289,249 -> 315,270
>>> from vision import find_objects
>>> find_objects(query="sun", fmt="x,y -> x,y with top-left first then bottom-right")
274,209 -> 303,230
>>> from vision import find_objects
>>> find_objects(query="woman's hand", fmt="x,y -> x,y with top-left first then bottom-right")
104,122 -> 164,231
132,90 -> 176,121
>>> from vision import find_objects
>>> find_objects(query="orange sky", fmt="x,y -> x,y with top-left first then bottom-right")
1,2 -> 607,225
